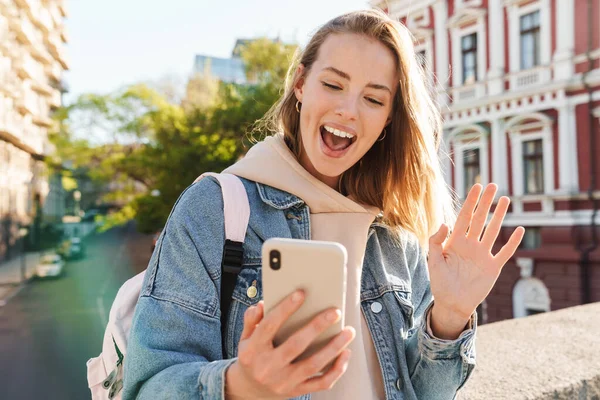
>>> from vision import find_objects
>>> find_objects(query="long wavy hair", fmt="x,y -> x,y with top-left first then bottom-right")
253,9 -> 456,248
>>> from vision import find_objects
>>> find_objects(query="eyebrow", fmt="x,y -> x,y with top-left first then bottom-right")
323,66 -> 392,94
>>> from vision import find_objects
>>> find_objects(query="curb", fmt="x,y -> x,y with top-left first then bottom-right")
0,277 -> 35,307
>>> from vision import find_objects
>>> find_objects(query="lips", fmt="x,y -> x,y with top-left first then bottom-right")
319,125 -> 356,158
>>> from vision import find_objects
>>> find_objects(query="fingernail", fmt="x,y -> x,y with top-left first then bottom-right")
327,309 -> 341,322
292,290 -> 303,303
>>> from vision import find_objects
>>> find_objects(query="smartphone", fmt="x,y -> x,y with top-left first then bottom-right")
262,238 -> 347,363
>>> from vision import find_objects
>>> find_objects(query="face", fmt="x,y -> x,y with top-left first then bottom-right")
294,33 -> 398,189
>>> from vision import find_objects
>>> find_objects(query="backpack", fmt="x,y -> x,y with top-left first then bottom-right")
86,173 -> 250,400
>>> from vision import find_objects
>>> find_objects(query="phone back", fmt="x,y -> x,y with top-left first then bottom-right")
262,238 -> 347,361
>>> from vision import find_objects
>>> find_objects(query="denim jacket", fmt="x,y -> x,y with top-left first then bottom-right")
122,176 -> 477,400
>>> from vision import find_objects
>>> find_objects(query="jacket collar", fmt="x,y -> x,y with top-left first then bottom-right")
255,182 -> 305,210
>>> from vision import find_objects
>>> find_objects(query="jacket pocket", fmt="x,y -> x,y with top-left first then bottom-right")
224,266 -> 262,358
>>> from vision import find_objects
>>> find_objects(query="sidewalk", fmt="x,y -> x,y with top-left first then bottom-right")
0,251 -> 41,306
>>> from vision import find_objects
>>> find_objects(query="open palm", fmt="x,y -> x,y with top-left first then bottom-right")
427,183 -> 525,321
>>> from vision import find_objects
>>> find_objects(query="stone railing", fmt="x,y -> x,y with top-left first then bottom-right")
459,302 -> 600,399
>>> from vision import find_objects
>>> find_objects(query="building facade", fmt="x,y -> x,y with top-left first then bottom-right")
374,0 -> 600,322
0,0 -> 68,262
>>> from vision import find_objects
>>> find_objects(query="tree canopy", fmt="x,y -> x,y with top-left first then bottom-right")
49,38 -> 298,233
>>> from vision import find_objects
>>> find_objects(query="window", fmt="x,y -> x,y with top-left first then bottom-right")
463,148 -> 481,195
521,227 -> 541,249
523,139 -> 544,194
520,11 -> 540,70
461,33 -> 477,84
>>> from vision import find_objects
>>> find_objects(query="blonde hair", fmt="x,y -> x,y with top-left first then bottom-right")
254,9 -> 456,249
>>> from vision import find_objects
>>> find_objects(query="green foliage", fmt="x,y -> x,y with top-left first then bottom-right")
49,37 -> 298,233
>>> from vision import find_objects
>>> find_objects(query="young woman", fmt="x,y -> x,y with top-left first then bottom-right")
123,9 -> 524,400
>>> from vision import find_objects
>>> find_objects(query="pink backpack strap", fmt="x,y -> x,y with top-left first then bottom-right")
195,173 -> 250,243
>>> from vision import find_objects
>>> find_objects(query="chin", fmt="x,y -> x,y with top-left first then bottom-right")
311,156 -> 350,180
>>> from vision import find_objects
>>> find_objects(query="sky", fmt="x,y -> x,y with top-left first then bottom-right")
64,0 -> 372,104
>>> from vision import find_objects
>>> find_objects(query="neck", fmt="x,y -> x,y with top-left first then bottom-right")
298,149 -> 340,191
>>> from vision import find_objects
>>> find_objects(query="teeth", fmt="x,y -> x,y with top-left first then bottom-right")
324,125 -> 354,139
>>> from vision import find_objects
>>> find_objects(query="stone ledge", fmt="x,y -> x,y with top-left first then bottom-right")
459,302 -> 600,400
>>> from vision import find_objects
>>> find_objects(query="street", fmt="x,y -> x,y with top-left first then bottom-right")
0,223 -> 153,400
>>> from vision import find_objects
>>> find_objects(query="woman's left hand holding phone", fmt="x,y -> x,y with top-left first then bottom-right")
224,290 -> 356,400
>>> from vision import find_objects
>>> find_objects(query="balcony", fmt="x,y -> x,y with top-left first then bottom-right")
14,52 -> 37,81
31,78 -> 53,96
13,0 -> 32,11
29,41 -> 53,65
45,62 -> 62,81
9,15 -> 36,46
46,33 -> 69,70
509,66 -> 552,91
33,113 -> 53,128
35,8 -> 54,35
48,88 -> 61,108
49,5 -> 63,29
15,88 -> 37,115
451,82 -> 486,103
57,0 -> 67,17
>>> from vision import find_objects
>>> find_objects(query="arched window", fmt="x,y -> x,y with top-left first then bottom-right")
505,112 -> 554,196
449,124 -> 489,199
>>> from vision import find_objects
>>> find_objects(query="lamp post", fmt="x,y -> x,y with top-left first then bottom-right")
18,227 -> 28,283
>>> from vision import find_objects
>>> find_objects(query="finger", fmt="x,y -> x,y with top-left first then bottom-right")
451,184 -> 483,238
493,227 -> 525,266
288,326 -> 355,384
466,184 -> 498,241
294,349 -> 352,395
253,290 -> 305,344
240,302 -> 264,341
275,308 -> 343,365
428,223 -> 448,267
481,197 -> 510,250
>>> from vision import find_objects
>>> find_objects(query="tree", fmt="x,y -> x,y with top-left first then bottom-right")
49,38 -> 298,233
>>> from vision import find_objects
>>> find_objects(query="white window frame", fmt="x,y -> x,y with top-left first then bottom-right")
455,0 -> 483,10
449,125 -> 490,199
448,9 -> 487,88
507,113 -> 554,197
413,31 -> 434,85
506,0 -> 551,73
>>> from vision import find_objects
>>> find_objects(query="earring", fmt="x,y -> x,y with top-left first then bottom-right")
377,128 -> 387,142
295,100 -> 301,113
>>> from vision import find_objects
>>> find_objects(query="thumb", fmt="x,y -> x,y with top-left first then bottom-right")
428,224 -> 448,266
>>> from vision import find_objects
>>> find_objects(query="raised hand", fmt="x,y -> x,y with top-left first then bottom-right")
427,183 -> 525,339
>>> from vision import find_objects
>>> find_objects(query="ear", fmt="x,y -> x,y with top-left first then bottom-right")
293,64 -> 306,103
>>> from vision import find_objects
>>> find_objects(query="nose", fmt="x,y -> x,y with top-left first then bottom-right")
335,95 -> 358,121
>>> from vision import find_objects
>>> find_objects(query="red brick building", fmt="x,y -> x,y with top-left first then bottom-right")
373,0 -> 600,323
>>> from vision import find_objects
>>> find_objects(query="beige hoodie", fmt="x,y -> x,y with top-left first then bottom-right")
224,134 -> 385,399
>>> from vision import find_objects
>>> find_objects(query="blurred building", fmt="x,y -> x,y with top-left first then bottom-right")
0,0 -> 68,262
374,0 -> 600,322
193,38 -> 282,85
193,54 -> 246,85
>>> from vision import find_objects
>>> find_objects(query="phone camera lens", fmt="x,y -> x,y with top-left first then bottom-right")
269,250 -> 281,270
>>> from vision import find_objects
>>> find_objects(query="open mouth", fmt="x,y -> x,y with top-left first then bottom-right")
319,125 -> 357,157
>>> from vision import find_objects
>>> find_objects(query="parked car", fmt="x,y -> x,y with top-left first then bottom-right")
36,254 -> 65,278
69,237 -> 86,259
56,237 -> 85,260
